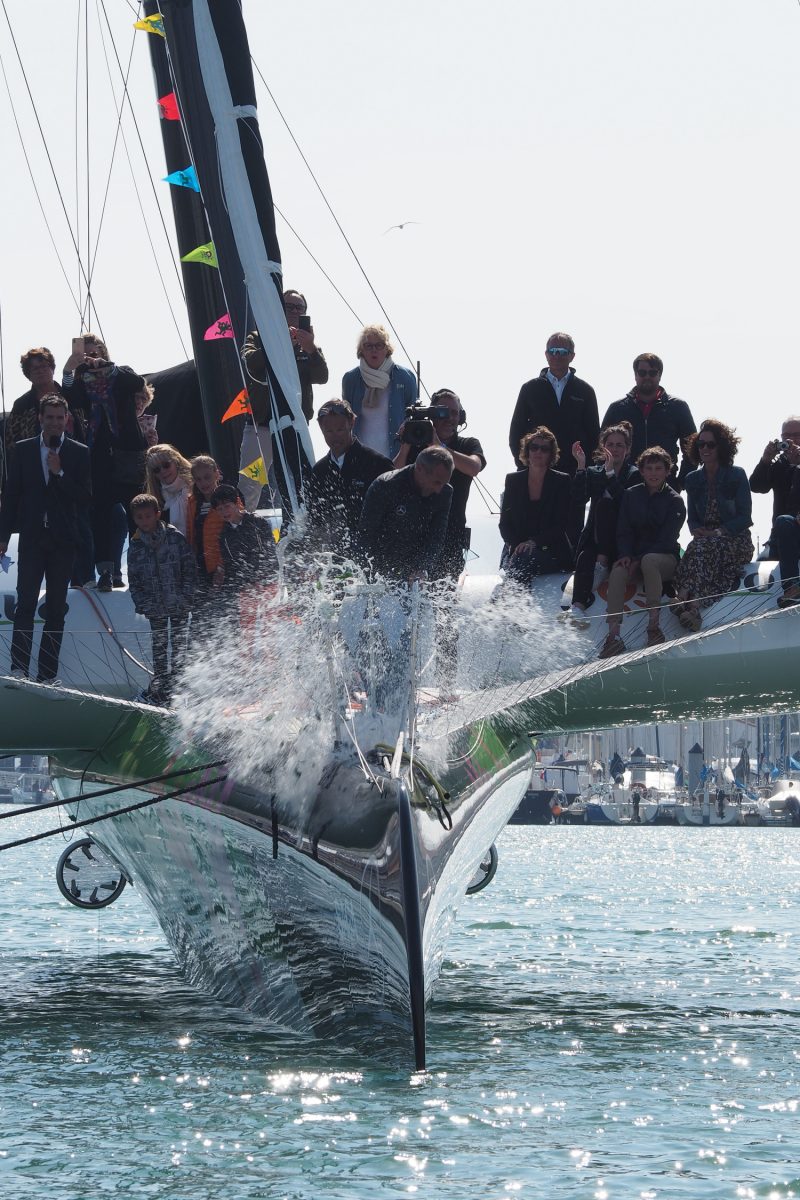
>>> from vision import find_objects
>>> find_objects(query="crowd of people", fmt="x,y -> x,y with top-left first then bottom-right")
0,309 -> 798,699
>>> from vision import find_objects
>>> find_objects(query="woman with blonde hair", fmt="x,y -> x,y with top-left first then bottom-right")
145,444 -> 193,537
341,323 -> 417,458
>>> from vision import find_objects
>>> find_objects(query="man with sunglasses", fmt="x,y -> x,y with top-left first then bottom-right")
601,353 -> 696,490
509,333 -> 598,548
508,333 -> 599,474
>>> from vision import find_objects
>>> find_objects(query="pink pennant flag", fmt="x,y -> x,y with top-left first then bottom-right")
204,313 -> 234,340
158,92 -> 180,121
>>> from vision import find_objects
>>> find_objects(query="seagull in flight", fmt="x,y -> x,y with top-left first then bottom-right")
383,220 -> 421,234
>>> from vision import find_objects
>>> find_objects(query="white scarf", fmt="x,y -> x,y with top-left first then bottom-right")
359,355 -> 394,409
161,477 -> 190,537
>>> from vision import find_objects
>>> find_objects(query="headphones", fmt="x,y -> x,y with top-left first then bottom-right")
430,388 -> 466,426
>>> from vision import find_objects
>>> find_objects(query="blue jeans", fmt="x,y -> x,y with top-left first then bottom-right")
772,514 -> 800,591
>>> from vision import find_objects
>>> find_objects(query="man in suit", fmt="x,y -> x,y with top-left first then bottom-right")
0,394 -> 91,682
508,331 -> 599,547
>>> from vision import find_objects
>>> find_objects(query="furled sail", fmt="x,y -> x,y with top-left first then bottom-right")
144,0 -> 313,510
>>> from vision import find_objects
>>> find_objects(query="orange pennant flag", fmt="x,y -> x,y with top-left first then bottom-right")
221,389 -> 251,422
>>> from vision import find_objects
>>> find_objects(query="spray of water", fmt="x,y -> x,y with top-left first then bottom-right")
173,565 -> 585,814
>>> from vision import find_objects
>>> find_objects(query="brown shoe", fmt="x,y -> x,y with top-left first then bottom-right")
646,625 -> 666,647
678,606 -> 701,632
778,585 -> 800,609
599,632 -> 626,659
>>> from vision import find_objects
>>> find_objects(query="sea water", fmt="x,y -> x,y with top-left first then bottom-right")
1,816 -> 799,1200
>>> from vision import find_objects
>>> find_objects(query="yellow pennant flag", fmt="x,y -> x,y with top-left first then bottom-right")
181,241 -> 218,268
134,16 -> 165,37
239,456 -> 267,485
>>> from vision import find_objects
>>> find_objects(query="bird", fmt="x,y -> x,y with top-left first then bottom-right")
383,221 -> 421,234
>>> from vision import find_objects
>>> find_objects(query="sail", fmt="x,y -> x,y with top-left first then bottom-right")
146,0 -> 313,510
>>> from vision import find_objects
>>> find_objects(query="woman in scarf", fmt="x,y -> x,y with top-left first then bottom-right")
342,324 -> 417,459
144,444 -> 194,539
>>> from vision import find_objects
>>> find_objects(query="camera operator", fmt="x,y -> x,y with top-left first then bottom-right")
750,417 -> 800,605
393,389 -> 485,580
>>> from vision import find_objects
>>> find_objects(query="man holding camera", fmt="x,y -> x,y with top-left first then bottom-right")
750,416 -> 800,605
393,389 -> 485,580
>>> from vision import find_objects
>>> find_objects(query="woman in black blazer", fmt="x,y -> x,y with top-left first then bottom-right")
499,426 -> 572,587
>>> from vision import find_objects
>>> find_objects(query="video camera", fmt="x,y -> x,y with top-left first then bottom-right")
401,403 -> 452,448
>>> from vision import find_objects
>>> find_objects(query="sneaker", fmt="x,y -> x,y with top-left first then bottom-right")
598,632 -> 626,659
81,579 -> 98,590
10,668 -> 27,679
777,585 -> 800,609
646,626 -> 666,647
112,574 -> 124,588
97,571 -> 113,593
568,607 -> 591,630
35,676 -> 63,687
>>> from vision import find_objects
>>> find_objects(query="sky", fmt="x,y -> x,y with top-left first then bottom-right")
1,0 -> 799,570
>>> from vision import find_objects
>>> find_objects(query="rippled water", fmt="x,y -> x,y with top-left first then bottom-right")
2,816 -> 799,1199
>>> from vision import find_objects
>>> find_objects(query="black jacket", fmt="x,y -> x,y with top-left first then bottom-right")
616,483 -> 686,560
749,454 -> 800,521
601,391 -> 696,487
0,434 -> 91,546
306,438 -> 394,556
571,460 -> 641,554
219,513 -> 278,591
359,465 -> 453,579
499,468 -> 572,565
508,369 -> 599,473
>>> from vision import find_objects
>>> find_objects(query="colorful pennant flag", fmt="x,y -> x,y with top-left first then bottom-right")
134,15 -> 165,38
221,390 -> 251,422
181,241 -> 218,268
158,92 -> 180,121
240,456 -> 268,485
163,165 -> 199,192
204,313 -> 234,340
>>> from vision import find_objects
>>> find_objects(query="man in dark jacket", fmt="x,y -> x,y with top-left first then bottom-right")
601,352 -> 696,489
509,332 -> 598,547
394,389 -> 486,580
508,332 -> 599,473
748,417 -> 800,524
305,399 -> 393,559
750,417 -> 800,603
359,448 -> 453,581
0,394 -> 91,681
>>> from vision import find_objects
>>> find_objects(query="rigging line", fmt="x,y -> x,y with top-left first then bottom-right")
472,474 -> 500,514
74,0 -> 83,319
248,57 -> 421,379
0,0 -> 95,303
0,758 -> 228,822
91,4 -> 189,355
0,49 -> 84,320
0,774 -> 229,855
85,0 -> 92,328
274,203 -> 363,326
97,0 -> 188,309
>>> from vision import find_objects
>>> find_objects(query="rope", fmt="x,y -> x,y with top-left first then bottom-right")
0,773 -> 228,854
0,758 -> 227,822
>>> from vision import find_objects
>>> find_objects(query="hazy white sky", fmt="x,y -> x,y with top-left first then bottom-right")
2,0 -> 799,565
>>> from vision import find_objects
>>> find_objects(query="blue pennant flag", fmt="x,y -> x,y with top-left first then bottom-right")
163,165 -> 200,193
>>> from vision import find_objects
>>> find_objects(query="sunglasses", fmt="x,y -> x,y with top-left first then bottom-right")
636,368 -> 660,378
546,347 -> 571,357
284,302 -> 305,313
528,443 -> 551,452
697,439 -> 717,449
362,342 -> 386,352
